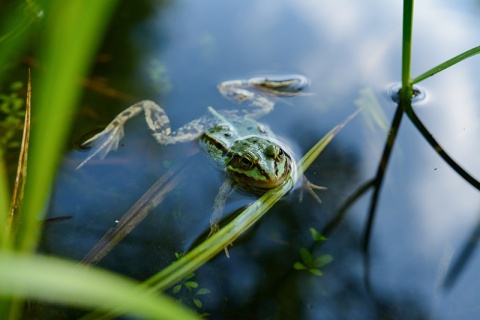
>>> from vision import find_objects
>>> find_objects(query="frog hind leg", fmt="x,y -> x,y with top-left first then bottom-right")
217,75 -> 308,119
77,100 -> 201,169
217,79 -> 274,119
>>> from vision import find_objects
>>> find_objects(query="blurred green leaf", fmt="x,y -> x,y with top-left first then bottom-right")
172,284 -> 182,294
314,255 -> 333,268
185,281 -> 199,289
309,269 -> 323,276
309,227 -> 327,242
193,299 -> 202,309
196,288 -> 211,295
300,247 -> 313,265
0,252 -> 198,320
0,2 -> 42,85
19,0 -> 118,252
293,262 -> 307,270
354,87 -> 388,133
9,81 -> 23,91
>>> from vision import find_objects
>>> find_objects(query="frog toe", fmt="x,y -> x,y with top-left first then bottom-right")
298,175 -> 327,204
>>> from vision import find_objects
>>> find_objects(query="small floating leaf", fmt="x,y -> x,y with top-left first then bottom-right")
193,298 -> 203,308
196,288 -> 211,295
293,262 -> 307,270
172,284 -> 182,294
314,255 -> 333,268
309,228 -> 327,242
185,281 -> 198,289
299,247 -> 313,265
309,269 -> 323,276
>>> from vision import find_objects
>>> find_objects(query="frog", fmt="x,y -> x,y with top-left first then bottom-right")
78,75 -> 325,234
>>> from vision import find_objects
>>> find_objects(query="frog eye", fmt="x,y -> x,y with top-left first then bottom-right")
240,157 -> 253,169
228,154 -> 255,170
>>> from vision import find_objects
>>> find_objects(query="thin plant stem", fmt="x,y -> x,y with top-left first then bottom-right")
412,45 -> 480,84
362,0 -> 414,295
362,102 -> 405,293
322,179 -> 375,238
400,0 -> 414,100
403,104 -> 480,190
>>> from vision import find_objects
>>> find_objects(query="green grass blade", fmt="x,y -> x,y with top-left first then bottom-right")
4,71 -> 31,247
18,0 -> 118,252
412,45 -> 480,84
0,2 -> 41,85
0,252 -> 197,320
400,0 -> 414,100
0,156 -> 8,246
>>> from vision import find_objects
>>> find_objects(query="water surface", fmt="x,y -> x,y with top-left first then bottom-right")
41,1 -> 480,319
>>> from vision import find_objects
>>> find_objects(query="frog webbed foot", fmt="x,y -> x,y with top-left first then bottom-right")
298,175 -> 327,204
77,100 -> 175,169
77,124 -> 125,169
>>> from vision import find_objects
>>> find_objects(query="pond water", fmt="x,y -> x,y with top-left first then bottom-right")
39,0 -> 480,319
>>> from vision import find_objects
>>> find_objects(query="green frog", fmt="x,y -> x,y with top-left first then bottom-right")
78,75 -> 324,234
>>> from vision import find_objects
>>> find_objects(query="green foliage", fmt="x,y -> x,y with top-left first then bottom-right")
293,248 -> 333,276
0,1 -> 200,319
294,229 -> 333,276
172,253 -> 211,311
309,227 -> 327,242
0,81 -> 25,150
0,252 -> 198,320
18,0 -> 120,253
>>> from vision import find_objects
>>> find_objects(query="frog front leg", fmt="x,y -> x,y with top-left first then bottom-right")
209,178 -> 237,236
77,100 -> 205,168
299,175 -> 327,204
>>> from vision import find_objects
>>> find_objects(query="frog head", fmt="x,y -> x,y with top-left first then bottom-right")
224,137 -> 293,194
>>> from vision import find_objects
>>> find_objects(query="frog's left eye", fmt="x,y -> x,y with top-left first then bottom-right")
240,157 -> 253,169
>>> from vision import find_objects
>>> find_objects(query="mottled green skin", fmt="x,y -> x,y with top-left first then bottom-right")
200,118 -> 293,195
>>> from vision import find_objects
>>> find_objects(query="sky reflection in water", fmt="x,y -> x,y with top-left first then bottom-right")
47,0 -> 480,318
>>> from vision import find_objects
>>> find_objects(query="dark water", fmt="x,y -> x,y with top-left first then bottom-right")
40,0 -> 480,319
